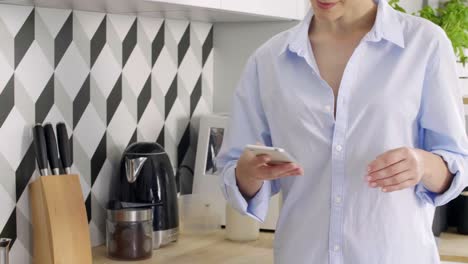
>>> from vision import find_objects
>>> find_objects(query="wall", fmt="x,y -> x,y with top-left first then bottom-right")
0,4 -> 213,263
213,0 -> 424,113
214,21 -> 297,113
400,0 -> 424,13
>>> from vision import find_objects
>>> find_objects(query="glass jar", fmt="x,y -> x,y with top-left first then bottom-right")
106,208 -> 153,260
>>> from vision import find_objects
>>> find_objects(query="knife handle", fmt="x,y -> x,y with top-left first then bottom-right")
33,124 -> 49,176
43,123 -> 60,175
56,122 -> 72,173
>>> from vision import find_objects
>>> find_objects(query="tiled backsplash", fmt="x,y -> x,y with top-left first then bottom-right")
0,4 -> 213,263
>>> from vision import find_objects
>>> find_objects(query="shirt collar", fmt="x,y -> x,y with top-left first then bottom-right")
372,0 -> 405,48
281,0 -> 405,56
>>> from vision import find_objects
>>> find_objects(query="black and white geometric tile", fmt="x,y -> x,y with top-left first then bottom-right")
0,4 -> 213,263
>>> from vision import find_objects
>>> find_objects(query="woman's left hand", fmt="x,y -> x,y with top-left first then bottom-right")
367,147 -> 426,192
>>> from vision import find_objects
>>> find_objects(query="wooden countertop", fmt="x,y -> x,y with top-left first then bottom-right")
93,230 -> 468,263
439,231 -> 468,263
93,230 -> 274,264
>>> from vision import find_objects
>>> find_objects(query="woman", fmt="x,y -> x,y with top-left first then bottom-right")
216,0 -> 468,263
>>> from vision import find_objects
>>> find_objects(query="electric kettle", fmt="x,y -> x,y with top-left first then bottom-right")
116,142 -> 179,249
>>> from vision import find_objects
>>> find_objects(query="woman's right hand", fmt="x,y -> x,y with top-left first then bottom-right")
235,149 -> 304,199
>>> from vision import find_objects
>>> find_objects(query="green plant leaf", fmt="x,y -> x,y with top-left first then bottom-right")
389,0 -> 407,13
391,0 -> 468,63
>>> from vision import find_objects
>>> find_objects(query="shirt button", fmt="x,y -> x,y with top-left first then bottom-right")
324,105 -> 332,113
334,245 -> 340,251
335,145 -> 343,152
335,196 -> 342,204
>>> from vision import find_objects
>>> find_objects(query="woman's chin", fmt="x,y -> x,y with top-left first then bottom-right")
313,10 -> 343,21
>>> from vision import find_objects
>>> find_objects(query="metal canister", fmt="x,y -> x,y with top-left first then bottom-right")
0,238 -> 11,264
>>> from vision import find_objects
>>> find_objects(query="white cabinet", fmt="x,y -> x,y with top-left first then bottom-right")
221,0 -> 299,19
153,0 -> 221,9
151,0 -> 307,20
0,0 -> 307,22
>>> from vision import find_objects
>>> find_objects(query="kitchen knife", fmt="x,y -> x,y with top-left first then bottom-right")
43,123 -> 61,175
56,122 -> 72,174
33,124 -> 50,176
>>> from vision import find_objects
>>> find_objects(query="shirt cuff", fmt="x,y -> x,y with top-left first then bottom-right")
219,161 -> 272,222
415,149 -> 468,206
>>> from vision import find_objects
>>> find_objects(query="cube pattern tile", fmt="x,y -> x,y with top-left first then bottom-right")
0,4 -> 213,264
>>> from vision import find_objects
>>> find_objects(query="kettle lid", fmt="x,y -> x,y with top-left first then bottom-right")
124,142 -> 167,156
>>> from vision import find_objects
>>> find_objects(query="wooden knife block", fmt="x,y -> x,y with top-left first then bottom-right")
29,174 -> 92,264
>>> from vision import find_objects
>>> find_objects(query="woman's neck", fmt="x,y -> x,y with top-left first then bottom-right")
311,1 -> 378,37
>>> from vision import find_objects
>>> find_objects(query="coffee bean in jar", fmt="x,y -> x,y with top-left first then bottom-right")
106,207 -> 153,260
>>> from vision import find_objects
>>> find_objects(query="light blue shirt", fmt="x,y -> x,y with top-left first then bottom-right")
216,0 -> 468,263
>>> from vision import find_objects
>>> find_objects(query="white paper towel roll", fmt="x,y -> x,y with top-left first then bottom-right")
225,204 -> 260,241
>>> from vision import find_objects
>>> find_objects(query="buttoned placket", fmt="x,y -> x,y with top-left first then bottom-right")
326,43 -> 365,264
295,34 -> 367,263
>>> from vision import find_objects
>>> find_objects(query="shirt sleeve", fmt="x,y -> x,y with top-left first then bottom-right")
415,32 -> 468,206
215,54 -> 280,222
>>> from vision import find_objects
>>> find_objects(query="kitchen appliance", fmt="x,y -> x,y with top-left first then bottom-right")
117,142 -> 179,249
193,114 -> 281,231
0,238 -> 11,264
433,205 -> 448,236
457,192 -> 468,234
107,200 -> 162,209
106,207 -> 153,260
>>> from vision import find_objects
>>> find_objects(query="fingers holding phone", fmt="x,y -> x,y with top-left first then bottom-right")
257,160 -> 303,180
242,145 -> 303,179
235,145 -> 303,199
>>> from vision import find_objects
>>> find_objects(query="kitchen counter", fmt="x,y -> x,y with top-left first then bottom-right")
93,230 -> 274,264
93,230 -> 468,263
439,231 -> 468,263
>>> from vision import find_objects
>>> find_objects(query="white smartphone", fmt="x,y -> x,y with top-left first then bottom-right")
245,145 -> 298,165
